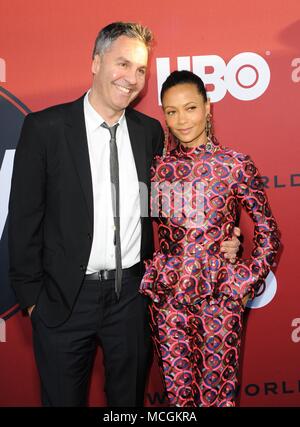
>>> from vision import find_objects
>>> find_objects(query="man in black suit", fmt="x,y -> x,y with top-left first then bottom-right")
9,22 -> 240,407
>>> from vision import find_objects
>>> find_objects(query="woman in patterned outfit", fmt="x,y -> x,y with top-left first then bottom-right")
140,71 -> 280,407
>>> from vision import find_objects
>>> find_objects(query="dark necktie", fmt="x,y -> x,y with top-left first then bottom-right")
101,122 -> 122,299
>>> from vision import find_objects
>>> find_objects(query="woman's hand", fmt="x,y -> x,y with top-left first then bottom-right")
241,294 -> 250,308
220,227 -> 241,263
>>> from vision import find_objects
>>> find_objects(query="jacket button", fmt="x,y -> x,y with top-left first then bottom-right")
87,233 -> 92,240
80,264 -> 86,271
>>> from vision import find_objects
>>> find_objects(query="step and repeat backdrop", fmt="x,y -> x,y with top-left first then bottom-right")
0,0 -> 299,407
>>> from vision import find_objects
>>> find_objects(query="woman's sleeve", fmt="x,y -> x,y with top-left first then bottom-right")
218,154 -> 281,301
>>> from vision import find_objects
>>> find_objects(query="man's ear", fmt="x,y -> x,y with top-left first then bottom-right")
91,54 -> 101,75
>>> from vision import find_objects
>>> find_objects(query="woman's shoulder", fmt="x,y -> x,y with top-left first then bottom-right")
152,149 -> 178,165
214,142 -> 253,165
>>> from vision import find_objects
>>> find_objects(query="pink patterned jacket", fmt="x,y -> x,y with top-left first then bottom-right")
140,139 -> 280,305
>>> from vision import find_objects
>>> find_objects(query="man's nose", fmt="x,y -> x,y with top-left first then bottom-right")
124,68 -> 137,85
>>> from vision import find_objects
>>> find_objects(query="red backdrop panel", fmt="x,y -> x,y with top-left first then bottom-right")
0,0 -> 299,406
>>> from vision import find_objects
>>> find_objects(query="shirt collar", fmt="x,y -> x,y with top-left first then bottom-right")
84,90 -> 126,132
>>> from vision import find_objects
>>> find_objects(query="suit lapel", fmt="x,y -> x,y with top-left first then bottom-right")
63,104 -> 148,227
64,96 -> 93,225
125,109 -> 147,185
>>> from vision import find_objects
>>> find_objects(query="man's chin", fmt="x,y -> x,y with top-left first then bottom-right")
115,99 -> 135,110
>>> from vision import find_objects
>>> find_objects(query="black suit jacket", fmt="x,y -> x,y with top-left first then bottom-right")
8,96 -> 164,327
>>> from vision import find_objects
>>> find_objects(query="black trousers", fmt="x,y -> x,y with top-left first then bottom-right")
31,274 -> 151,407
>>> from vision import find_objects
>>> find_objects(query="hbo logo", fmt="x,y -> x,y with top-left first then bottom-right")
156,52 -> 271,103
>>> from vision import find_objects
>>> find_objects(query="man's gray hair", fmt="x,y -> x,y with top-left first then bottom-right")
92,22 -> 153,58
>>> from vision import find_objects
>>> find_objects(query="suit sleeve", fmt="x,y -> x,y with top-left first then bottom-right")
8,113 -> 47,310
219,155 -> 281,301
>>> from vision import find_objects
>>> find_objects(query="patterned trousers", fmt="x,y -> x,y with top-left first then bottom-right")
149,295 -> 245,407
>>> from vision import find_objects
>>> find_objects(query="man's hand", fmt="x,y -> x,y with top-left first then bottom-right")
27,305 -> 36,317
220,227 -> 241,263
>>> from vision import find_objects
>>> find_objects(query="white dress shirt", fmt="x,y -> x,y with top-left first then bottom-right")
84,91 -> 141,273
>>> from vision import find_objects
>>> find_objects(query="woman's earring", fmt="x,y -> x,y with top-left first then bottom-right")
205,113 -> 213,140
163,126 -> 171,157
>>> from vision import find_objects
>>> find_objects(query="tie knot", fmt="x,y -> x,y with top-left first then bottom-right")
101,122 -> 119,139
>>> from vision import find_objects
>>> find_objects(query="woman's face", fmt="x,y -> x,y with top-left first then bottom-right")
162,83 -> 210,148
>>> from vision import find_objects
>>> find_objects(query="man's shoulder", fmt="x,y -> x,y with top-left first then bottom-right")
26,95 -> 84,125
